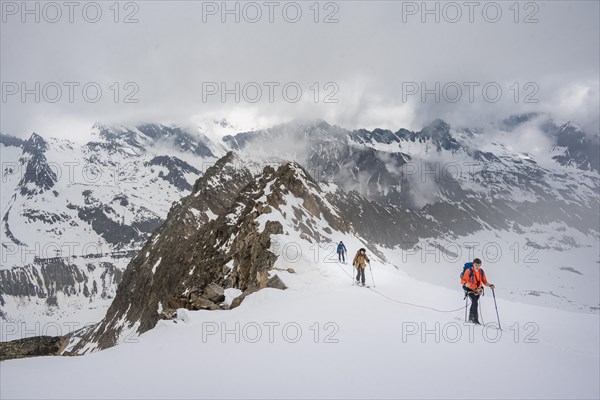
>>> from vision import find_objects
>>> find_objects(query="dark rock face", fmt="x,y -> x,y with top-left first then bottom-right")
203,283 -> 225,303
20,209 -> 70,224
189,293 -> 217,309
0,265 -> 46,299
18,133 -> 57,197
266,275 -> 287,290
501,113 -> 599,172
393,119 -> 461,152
0,259 -> 122,307
67,190 -> 163,246
71,152 -> 264,351
349,128 -> 401,145
229,293 -> 247,309
22,132 -> 49,154
146,155 -> 201,191
550,123 -> 600,172
165,286 -> 227,312
0,336 -> 67,361
0,259 -> 85,301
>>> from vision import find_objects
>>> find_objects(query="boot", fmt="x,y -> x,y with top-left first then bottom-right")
469,311 -> 480,325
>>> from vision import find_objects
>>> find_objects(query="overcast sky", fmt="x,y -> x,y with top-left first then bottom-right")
1,0 -> 599,140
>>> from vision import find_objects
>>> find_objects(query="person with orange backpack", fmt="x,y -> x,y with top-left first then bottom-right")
353,248 -> 370,286
461,258 -> 495,324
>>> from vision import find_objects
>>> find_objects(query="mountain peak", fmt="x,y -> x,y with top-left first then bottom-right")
275,161 -> 317,186
422,118 -> 450,132
23,132 -> 48,153
417,119 -> 460,151
18,133 -> 56,197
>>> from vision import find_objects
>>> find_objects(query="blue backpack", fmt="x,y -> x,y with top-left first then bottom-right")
461,262 -> 473,278
461,262 -> 484,291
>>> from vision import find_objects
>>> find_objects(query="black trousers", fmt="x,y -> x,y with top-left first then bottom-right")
466,290 -> 480,322
338,251 -> 345,262
356,267 -> 365,284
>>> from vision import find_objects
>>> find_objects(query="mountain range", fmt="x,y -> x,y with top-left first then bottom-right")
1,113 -> 598,342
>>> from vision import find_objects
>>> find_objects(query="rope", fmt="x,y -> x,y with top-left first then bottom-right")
337,262 -> 465,314
367,286 -> 467,313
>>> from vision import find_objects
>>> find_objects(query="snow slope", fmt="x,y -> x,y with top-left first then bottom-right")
1,248 -> 598,399
381,226 -> 600,314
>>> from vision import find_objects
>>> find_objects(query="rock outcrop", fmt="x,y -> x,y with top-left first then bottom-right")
0,336 -> 67,361
71,153 -> 318,352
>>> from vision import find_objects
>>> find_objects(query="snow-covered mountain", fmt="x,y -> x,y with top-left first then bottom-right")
2,148 -> 598,399
1,114 -> 598,338
0,123 -> 222,325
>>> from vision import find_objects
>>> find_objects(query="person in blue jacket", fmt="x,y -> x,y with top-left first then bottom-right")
337,241 -> 347,263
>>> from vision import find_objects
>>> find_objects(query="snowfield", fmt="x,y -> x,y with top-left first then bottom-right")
2,237 -> 598,399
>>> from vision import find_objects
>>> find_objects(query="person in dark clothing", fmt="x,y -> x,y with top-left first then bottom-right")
337,241 -> 347,263
461,258 -> 495,324
353,248 -> 370,286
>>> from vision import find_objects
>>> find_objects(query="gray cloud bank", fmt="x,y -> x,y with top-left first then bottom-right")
1,1 -> 598,139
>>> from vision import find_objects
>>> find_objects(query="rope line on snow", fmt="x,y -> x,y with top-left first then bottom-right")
336,262 -> 465,314
366,286 -> 466,313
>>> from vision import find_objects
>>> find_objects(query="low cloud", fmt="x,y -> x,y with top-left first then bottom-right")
1,1 -> 598,140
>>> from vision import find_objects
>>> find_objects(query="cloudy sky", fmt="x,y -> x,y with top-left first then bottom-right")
1,0 -> 599,140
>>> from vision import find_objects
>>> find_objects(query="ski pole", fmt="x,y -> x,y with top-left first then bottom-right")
368,261 -> 375,288
479,296 -> 484,325
464,295 -> 468,322
492,287 -> 502,330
